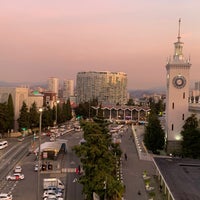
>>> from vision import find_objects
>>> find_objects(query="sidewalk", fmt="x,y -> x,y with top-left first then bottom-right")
120,125 -> 163,200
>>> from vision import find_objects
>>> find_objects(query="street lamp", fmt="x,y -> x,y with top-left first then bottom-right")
37,107 -> 43,200
104,177 -> 107,200
55,100 -> 60,125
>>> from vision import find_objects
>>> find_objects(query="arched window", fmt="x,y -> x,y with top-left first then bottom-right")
183,92 -> 185,99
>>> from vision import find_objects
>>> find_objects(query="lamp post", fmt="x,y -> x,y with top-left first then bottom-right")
55,100 -> 60,125
104,177 -> 107,200
89,101 -> 91,119
37,108 -> 43,200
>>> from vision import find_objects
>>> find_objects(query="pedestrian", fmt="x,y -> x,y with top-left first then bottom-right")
124,153 -> 127,161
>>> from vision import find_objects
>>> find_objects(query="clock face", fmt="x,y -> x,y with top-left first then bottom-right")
172,76 -> 186,89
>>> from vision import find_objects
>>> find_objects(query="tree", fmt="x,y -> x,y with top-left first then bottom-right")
0,102 -> 8,135
181,114 -> 200,158
149,98 -> 165,115
17,101 -> 30,131
7,94 -> 14,131
182,113 -> 198,131
143,110 -> 165,153
73,121 -> 124,200
29,102 -> 39,129
74,99 -> 99,119
126,98 -> 134,106
42,107 -> 54,128
62,99 -> 72,121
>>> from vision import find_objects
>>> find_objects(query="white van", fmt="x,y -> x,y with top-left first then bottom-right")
0,140 -> 8,150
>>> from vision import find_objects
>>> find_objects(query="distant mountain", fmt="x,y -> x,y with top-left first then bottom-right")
0,81 -> 166,98
129,87 -> 166,98
0,81 -> 47,88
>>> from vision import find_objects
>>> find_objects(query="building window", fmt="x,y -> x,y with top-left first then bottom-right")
172,124 -> 174,131
183,92 -> 185,99
172,102 -> 174,109
182,114 -> 184,120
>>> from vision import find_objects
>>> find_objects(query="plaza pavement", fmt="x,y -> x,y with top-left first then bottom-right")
120,125 -> 162,200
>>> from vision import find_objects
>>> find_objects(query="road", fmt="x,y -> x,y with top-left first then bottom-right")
0,124 -> 158,200
0,128 -> 84,200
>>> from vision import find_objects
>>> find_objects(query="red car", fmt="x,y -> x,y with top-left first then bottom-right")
6,173 -> 24,181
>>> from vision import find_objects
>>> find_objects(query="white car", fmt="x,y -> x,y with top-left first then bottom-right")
43,190 -> 62,199
6,173 -> 24,181
43,197 -> 63,200
34,164 -> 41,172
50,136 -> 55,142
14,165 -> 22,173
17,137 -> 24,142
0,193 -> 12,200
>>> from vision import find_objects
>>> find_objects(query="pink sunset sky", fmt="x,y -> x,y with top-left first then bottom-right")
0,0 -> 200,89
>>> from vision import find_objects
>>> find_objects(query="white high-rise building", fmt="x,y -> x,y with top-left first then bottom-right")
63,80 -> 74,100
47,77 -> 59,96
165,19 -> 191,153
76,71 -> 127,105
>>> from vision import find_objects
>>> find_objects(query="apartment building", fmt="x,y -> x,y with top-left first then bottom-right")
63,79 -> 74,100
47,77 -> 59,96
76,71 -> 128,105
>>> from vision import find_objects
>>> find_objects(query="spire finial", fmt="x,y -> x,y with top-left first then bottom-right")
178,18 -> 181,42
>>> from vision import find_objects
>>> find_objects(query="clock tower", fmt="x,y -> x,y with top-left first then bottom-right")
165,19 -> 191,153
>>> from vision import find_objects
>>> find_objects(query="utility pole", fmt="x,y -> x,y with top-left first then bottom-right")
37,108 -> 43,200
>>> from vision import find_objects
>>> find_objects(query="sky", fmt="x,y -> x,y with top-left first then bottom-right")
0,0 -> 200,90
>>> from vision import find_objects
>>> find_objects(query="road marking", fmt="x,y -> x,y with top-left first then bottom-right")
73,178 -> 78,183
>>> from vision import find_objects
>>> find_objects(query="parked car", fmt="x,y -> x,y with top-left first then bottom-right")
14,165 -> 22,173
50,136 -> 55,142
0,193 -> 13,200
43,197 -> 63,200
46,186 -> 63,195
17,137 -> 24,142
0,140 -> 8,150
47,186 -> 63,193
43,190 -> 62,199
34,164 -> 41,172
6,173 -> 24,180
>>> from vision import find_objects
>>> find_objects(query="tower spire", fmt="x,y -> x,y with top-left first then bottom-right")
173,18 -> 184,61
178,18 -> 181,42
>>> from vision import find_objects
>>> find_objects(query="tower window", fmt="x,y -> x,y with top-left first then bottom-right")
183,92 -> 185,99
182,114 -> 184,120
172,124 -> 174,131
172,102 -> 174,109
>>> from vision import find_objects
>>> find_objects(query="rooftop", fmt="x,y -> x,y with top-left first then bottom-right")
154,157 -> 200,200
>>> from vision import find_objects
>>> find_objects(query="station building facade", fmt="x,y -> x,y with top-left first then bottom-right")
92,105 -> 150,123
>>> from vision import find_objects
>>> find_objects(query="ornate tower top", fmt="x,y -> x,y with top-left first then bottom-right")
173,18 -> 185,62
166,19 -> 191,70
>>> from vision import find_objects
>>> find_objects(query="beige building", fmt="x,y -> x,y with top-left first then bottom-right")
47,77 -> 59,95
76,71 -> 128,105
0,87 -> 43,131
63,79 -> 74,101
